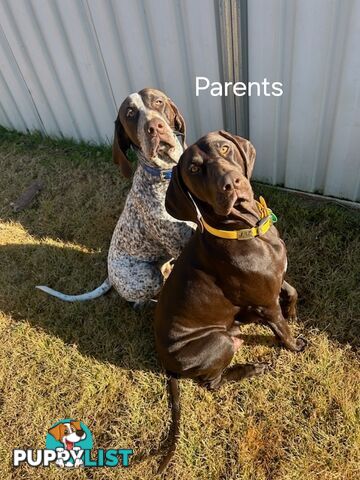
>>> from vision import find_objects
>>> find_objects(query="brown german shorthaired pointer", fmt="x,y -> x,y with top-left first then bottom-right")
154,131 -> 307,472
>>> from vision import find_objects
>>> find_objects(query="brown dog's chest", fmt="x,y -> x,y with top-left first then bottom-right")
198,230 -> 287,307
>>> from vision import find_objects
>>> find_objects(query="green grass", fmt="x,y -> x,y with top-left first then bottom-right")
0,128 -> 359,479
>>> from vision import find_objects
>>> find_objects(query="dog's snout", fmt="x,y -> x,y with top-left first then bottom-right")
146,118 -> 165,136
76,429 -> 84,437
220,172 -> 241,192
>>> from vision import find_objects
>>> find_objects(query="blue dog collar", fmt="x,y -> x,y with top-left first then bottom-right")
140,163 -> 172,181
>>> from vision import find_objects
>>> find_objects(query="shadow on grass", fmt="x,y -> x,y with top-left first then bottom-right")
0,126 -> 132,251
0,208 -> 359,381
0,243 -> 162,373
1,128 -> 359,357
0,242 -> 279,370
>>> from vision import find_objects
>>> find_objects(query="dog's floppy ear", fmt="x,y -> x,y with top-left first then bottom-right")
219,130 -> 256,179
48,423 -> 65,442
112,116 -> 133,178
71,421 -> 82,431
167,98 -> 186,141
165,165 -> 200,227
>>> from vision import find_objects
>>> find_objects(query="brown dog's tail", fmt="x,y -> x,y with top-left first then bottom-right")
157,375 -> 180,474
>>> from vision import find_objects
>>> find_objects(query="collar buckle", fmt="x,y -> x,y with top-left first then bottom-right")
236,229 -> 252,240
159,171 -> 167,181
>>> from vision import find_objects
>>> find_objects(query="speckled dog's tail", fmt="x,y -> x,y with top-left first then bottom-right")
36,278 -> 111,302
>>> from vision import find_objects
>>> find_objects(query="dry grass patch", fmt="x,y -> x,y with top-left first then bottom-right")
0,128 -> 359,479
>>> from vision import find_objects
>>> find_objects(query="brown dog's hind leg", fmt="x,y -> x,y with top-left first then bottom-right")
280,280 -> 298,321
201,361 -> 269,391
263,304 -> 306,352
193,332 -> 269,390
217,363 -> 269,389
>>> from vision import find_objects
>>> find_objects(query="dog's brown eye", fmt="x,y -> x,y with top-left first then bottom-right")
154,99 -> 163,106
190,165 -> 200,173
126,108 -> 135,118
220,145 -> 229,155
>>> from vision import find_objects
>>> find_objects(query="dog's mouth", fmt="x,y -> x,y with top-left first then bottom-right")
65,439 -> 74,451
233,197 -> 243,209
157,141 -> 177,160
213,193 -> 239,217
148,133 -> 177,162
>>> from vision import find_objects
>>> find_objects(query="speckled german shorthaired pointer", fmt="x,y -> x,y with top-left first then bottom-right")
37,88 -> 194,304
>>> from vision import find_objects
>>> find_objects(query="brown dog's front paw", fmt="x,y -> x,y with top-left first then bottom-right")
294,336 -> 307,352
160,258 -> 175,280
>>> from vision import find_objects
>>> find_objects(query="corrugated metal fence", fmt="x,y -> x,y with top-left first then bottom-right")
1,0 -> 360,201
248,0 -> 360,201
0,0 -> 224,144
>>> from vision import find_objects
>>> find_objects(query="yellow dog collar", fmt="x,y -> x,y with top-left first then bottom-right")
200,196 -> 277,240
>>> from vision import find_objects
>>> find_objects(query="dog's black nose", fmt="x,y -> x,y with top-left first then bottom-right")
76,429 -> 84,437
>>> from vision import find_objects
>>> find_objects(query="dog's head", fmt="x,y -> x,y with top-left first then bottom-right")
113,88 -> 186,177
165,131 -> 257,227
48,421 -> 86,450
